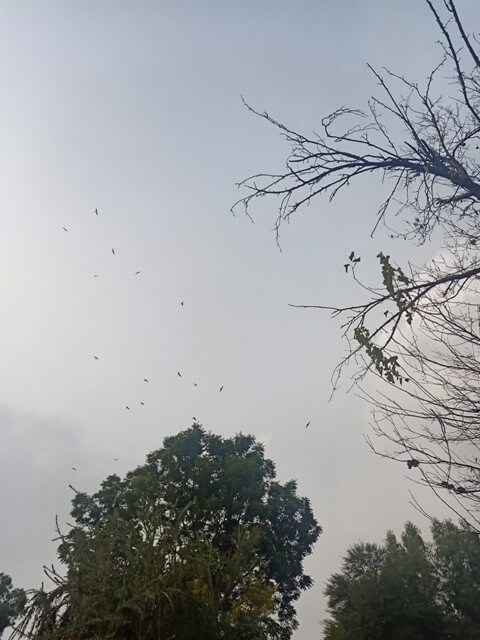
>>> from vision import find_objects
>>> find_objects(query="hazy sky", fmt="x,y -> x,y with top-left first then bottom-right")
1,1 -> 479,637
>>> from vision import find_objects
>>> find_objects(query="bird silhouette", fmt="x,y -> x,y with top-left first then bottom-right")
306,421 -> 311,429
93,275 -> 98,278
62,227 -> 68,232
135,271 -> 141,276
407,459 -> 420,469
125,405 -> 130,410
193,416 -> 197,421
177,372 -> 182,377
193,382 -> 198,387
219,385 -> 224,392
180,301 -> 184,306
140,402 -> 145,406
94,356 -> 99,360
72,467 -> 77,471
114,458 -> 118,461
144,378 -> 149,383
111,248 -> 115,255
95,208 -> 99,215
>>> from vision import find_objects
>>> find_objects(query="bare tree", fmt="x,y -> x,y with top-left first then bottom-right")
234,0 -> 480,529
362,251 -> 480,530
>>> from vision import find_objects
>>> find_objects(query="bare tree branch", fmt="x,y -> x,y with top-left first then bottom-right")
234,0 -> 480,528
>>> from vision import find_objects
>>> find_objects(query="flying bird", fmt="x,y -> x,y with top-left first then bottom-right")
193,382 -> 198,387
306,421 -> 311,429
193,416 -> 197,421
93,275 -> 98,278
143,378 -> 149,383
344,264 -> 349,273
180,301 -> 184,306
114,458 -> 118,461
125,405 -> 130,410
72,467 -> 77,471
177,372 -> 182,377
135,271 -> 141,276
95,208 -> 99,215
62,227 -> 68,232
94,356 -> 99,360
111,248 -> 115,255
219,385 -> 224,392
140,402 -> 145,406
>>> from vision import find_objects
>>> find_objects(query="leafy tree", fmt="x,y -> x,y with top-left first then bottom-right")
13,425 -> 320,639
323,520 -> 480,639
431,519 -> 480,638
234,0 -> 480,528
0,573 -> 25,638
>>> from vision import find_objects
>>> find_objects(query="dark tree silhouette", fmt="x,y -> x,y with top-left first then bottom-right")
0,573 -> 25,638
12,426 -> 320,640
323,519 -> 480,639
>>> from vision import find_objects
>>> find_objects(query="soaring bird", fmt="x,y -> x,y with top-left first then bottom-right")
72,467 -> 77,471
125,405 -> 130,410
219,385 -> 224,392
111,248 -> 115,255
144,378 -> 149,383
114,458 -> 118,461
95,208 -> 99,215
140,402 -> 145,406
94,356 -> 99,360
306,421 -> 311,429
193,382 -> 198,387
177,372 -> 182,377
135,271 -> 141,276
62,227 -> 68,232
193,416 -> 197,421
93,275 -> 98,278
180,301 -> 184,306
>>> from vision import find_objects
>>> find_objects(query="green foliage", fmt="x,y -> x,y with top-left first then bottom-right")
0,573 -> 26,637
353,254 -> 414,384
377,252 -> 412,322
15,426 -> 320,639
353,326 -> 401,384
324,520 -> 480,640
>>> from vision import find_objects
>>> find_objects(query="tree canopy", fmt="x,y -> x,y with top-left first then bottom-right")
0,574 -> 25,638
324,519 -> 480,640
13,425 -> 320,639
235,0 -> 480,529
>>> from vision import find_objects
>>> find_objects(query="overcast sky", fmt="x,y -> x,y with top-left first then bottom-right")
1,1 -> 479,637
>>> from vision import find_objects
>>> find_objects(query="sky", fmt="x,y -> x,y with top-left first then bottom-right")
1,1 -> 479,637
